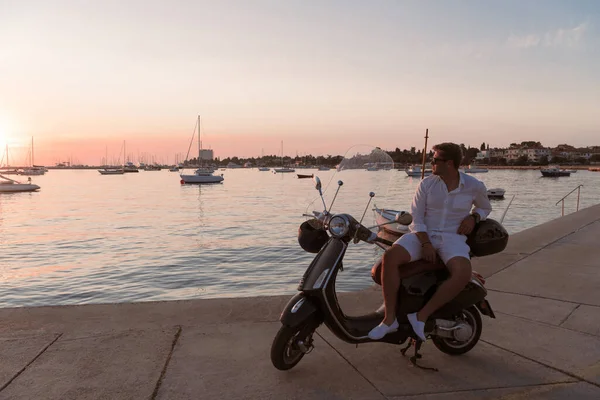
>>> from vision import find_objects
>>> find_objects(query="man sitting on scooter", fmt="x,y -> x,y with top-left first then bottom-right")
368,142 -> 492,340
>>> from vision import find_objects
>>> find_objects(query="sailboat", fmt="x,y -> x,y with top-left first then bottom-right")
98,141 -> 125,175
180,116 -> 224,184
0,144 -> 20,174
273,141 -> 295,173
20,137 -> 46,176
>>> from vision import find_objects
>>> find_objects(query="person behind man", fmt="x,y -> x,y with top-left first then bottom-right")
368,142 -> 492,340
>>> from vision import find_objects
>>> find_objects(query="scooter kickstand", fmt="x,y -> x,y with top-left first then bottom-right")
400,339 -> 414,356
409,340 -> 438,372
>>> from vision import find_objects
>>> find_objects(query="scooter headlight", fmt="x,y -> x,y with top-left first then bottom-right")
328,215 -> 349,237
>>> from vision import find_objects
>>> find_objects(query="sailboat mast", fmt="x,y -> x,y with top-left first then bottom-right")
31,137 -> 34,166
198,115 -> 201,166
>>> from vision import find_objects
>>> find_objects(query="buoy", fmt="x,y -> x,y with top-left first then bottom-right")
180,179 -> 185,184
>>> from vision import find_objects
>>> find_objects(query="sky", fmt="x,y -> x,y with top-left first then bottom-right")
1,0 -> 599,165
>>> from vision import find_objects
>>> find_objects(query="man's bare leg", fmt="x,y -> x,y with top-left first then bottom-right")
368,245 -> 411,339
382,245 -> 411,324
417,256 -> 472,322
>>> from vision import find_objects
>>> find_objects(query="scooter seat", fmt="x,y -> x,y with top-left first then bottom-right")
371,258 -> 446,286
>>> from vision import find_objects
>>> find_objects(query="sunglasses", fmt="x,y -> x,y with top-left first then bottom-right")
431,157 -> 448,164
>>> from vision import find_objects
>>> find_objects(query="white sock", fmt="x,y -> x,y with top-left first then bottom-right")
407,312 -> 427,341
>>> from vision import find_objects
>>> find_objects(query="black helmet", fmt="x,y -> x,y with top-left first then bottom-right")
298,220 -> 329,253
467,218 -> 509,257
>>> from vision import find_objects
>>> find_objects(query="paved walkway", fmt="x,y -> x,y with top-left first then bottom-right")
1,205 -> 600,399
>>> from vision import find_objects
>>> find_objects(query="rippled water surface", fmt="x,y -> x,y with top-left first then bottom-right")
1,168 -> 598,307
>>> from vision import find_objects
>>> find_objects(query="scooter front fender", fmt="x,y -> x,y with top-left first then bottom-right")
280,293 -> 319,328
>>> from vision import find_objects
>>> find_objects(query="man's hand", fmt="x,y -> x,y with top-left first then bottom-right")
422,243 -> 437,263
457,215 -> 476,235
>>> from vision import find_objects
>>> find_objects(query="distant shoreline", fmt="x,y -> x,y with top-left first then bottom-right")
1,165 -> 597,171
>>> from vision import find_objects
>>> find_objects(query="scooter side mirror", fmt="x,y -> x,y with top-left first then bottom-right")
313,176 -> 322,192
395,211 -> 413,226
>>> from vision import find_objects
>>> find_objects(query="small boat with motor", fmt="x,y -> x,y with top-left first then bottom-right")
297,173 -> 314,179
373,206 -> 411,236
540,165 -> 571,177
0,174 -> 40,193
461,165 -> 489,173
405,165 -> 432,177
487,188 -> 505,199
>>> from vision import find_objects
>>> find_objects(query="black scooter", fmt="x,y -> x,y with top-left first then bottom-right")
271,178 -> 506,371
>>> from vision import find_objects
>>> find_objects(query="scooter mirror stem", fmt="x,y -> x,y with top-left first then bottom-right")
353,192 -> 375,243
328,180 -> 343,213
358,192 -> 375,225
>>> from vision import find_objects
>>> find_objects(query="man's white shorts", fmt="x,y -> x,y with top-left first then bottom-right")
393,232 -> 470,264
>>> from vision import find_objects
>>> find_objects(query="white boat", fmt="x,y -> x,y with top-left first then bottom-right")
0,174 -> 40,193
19,138 -> 46,175
405,165 -> 432,177
99,141 -> 125,175
461,165 -> 489,173
273,141 -> 295,173
181,167 -> 224,183
373,206 -> 410,236
124,161 -> 139,173
180,116 -> 224,184
274,167 -> 295,173
98,168 -> 124,175
487,188 -> 505,199
19,167 -> 45,176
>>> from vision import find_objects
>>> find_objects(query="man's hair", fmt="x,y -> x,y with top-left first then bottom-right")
432,142 -> 462,169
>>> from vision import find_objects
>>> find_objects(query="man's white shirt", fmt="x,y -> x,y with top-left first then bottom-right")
410,172 -> 492,234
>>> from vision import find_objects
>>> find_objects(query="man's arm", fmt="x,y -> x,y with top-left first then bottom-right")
472,181 -> 492,221
409,180 -> 431,245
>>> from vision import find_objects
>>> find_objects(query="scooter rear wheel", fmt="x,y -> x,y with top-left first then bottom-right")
271,324 -> 314,370
432,306 -> 482,355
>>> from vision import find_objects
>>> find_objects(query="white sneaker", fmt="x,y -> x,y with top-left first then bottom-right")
407,313 -> 427,341
368,319 -> 399,340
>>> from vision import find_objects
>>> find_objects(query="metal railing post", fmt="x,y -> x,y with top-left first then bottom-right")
556,185 -> 583,217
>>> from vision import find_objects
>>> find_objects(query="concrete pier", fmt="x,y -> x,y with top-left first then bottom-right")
1,205 -> 600,399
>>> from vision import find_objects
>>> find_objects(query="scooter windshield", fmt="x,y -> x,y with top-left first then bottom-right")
305,145 -> 398,225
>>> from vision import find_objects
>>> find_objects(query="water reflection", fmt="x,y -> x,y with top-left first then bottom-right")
0,168 -> 598,307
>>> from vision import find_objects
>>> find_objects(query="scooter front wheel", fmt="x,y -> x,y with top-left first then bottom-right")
271,323 -> 315,371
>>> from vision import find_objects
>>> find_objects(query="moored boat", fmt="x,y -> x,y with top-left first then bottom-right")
541,165 -> 571,177
373,206 -> 411,236
487,188 -> 505,199
98,168 -> 124,175
405,165 -> 432,177
180,115 -> 225,184
297,173 -> 313,179
461,165 -> 489,173
0,174 -> 40,193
